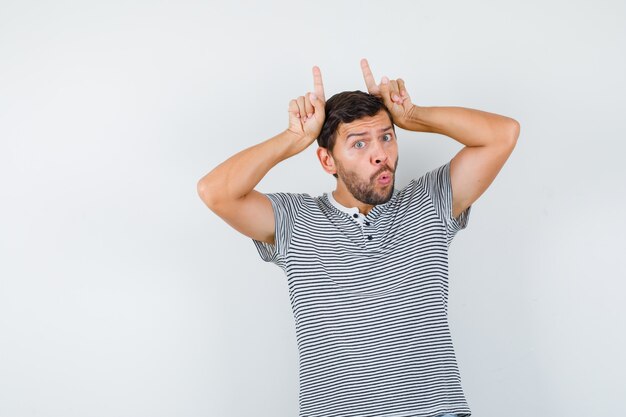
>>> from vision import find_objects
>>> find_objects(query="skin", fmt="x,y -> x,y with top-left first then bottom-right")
197,59 -> 520,244
317,111 -> 399,215
196,67 -> 325,245
358,58 -> 520,219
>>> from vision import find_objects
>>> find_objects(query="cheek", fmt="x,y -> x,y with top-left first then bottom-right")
341,149 -> 367,165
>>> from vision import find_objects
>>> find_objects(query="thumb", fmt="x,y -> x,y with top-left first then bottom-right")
309,92 -> 325,114
288,99 -> 301,118
397,78 -> 412,104
379,76 -> 394,107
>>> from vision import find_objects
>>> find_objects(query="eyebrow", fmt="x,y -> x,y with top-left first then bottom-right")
345,126 -> 394,140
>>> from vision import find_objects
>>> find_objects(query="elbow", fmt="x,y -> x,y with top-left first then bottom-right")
509,118 -> 521,143
499,118 -> 520,150
197,177 -> 219,208
196,179 -> 206,199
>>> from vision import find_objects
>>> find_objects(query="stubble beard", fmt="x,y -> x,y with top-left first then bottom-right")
335,156 -> 399,206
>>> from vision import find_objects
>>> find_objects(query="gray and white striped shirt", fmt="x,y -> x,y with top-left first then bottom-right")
253,161 -> 472,417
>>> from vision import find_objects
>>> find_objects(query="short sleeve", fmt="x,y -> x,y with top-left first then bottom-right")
421,161 -> 471,242
252,192 -> 306,266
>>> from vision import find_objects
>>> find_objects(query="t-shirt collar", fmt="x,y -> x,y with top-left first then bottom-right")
327,191 -> 361,215
327,191 -> 368,225
323,188 -> 399,223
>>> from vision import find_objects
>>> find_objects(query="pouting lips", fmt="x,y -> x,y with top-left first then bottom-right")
377,171 -> 392,185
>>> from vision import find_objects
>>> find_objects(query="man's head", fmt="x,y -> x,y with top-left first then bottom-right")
317,91 -> 393,154
316,91 -> 399,206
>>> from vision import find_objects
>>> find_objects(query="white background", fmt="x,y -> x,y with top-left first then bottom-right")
1,1 -> 625,416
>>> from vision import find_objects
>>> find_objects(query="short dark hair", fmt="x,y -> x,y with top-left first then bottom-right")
317,90 -> 394,152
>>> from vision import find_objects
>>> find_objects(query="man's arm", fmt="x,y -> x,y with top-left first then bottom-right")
197,66 -> 326,244
400,106 -> 519,219
197,130 -> 304,245
360,58 -> 520,219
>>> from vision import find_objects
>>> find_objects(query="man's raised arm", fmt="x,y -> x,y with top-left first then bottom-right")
360,58 -> 520,219
197,66 -> 326,244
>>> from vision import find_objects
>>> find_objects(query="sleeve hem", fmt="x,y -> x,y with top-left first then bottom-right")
450,204 -> 471,231
250,192 -> 305,265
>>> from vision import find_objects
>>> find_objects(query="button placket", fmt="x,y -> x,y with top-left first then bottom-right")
363,218 -> 373,241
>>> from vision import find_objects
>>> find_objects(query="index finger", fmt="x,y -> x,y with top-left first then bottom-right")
312,66 -> 325,101
360,58 -> 379,94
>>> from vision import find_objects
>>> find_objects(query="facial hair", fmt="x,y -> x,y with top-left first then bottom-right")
335,156 -> 399,206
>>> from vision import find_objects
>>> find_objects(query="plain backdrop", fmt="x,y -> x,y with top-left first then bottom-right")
1,1 -> 625,416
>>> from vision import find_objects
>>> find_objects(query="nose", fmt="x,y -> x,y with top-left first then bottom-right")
370,141 -> 389,166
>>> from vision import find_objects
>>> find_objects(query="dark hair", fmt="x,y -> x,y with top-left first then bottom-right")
317,90 -> 394,152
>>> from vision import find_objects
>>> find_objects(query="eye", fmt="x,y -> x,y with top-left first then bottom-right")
382,133 -> 393,142
354,140 -> 365,149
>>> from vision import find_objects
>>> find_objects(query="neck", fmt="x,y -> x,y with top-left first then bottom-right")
332,185 -> 375,216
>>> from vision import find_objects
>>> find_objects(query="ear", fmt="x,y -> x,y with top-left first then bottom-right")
316,146 -> 337,176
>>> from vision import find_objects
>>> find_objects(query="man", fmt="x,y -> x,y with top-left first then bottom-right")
197,59 -> 520,417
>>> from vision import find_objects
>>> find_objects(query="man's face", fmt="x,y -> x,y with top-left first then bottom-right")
331,111 -> 399,205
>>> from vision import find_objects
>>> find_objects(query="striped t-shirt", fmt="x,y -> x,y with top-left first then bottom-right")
253,161 -> 472,417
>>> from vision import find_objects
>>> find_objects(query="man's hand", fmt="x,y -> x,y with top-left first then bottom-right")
198,64 -> 332,246
287,66 -> 326,152
360,58 -> 418,130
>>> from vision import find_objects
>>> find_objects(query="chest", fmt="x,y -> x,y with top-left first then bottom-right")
284,203 -> 449,295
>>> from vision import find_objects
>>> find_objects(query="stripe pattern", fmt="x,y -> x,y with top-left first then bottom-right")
253,162 -> 472,417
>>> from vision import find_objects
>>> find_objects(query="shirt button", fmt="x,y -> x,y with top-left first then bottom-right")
353,213 -> 358,218
367,235 -> 373,240
365,221 -> 371,226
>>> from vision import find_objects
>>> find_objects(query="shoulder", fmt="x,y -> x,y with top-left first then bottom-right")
263,191 -> 313,206
392,177 -> 425,204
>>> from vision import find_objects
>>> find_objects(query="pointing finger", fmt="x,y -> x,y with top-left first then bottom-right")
312,66 -> 326,102
360,58 -> 379,95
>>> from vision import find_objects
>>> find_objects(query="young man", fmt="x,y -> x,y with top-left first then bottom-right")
197,59 -> 519,417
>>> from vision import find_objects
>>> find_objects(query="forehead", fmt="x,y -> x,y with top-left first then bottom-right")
337,111 -> 392,138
